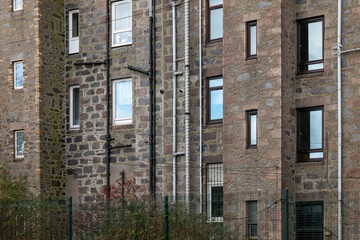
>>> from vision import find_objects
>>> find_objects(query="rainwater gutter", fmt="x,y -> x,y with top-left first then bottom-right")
337,0 -> 342,238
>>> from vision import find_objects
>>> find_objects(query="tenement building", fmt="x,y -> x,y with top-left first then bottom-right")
1,0 -> 360,239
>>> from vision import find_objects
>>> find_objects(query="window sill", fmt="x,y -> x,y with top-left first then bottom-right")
296,69 -> 324,76
246,55 -> 257,61
12,9 -> 24,16
246,145 -> 257,150
111,43 -> 132,48
296,159 -> 323,163
14,157 -> 24,162
206,39 -> 222,47
112,123 -> 134,130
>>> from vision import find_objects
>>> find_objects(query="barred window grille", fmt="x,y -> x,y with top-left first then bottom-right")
296,201 -> 324,240
207,163 -> 223,222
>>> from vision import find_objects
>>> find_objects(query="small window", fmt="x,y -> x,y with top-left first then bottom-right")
207,163 -> 223,222
113,79 -> 132,125
296,202 -> 324,240
247,201 -> 258,239
70,85 -> 80,128
297,107 -> 323,162
112,1 -> 132,47
15,130 -> 25,158
247,110 -> 257,149
208,77 -> 223,124
208,0 -> 223,41
246,21 -> 257,59
298,17 -> 324,74
14,61 -> 23,89
69,10 -> 79,54
13,0 -> 23,11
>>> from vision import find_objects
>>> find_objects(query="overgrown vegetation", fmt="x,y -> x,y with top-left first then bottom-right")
1,165 -> 239,239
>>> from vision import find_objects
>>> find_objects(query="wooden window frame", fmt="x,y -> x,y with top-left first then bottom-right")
69,10 -> 80,54
207,76 -> 223,124
296,106 -> 324,162
246,110 -> 257,149
113,78 -> 133,125
246,21 -> 257,60
15,130 -> 25,158
297,16 -> 324,74
207,0 -> 223,43
247,201 -> 258,239
13,61 -> 24,89
112,0 -> 132,47
13,0 -> 23,11
296,201 -> 324,240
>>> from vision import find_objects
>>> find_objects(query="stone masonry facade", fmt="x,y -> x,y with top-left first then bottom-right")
1,0 -> 360,239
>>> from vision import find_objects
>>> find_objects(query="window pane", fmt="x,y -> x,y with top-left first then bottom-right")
210,89 -> 223,120
72,13 -> 79,37
209,0 -> 222,7
115,81 -> 132,120
249,201 -> 258,222
211,186 -> 223,217
210,8 -> 223,40
115,3 -> 132,30
308,63 -> 323,71
310,110 -> 322,149
250,114 -> 257,145
15,0 -> 23,10
250,224 -> 258,237
209,78 -> 223,88
73,88 -> 80,126
113,31 -> 132,46
250,25 -> 257,55
16,131 -> 24,156
308,21 -> 323,61
15,62 -> 23,88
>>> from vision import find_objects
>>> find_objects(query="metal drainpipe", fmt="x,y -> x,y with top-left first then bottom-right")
172,0 -> 177,204
337,0 -> 342,238
184,0 -> 190,211
198,0 -> 203,214
149,0 -> 156,197
106,0 -> 111,195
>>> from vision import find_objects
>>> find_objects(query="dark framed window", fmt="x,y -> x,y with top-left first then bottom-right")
297,16 -> 324,74
70,85 -> 80,128
208,77 -> 223,124
297,107 -> 323,162
246,21 -> 257,59
247,110 -> 257,149
247,201 -> 258,239
208,0 -> 223,42
207,163 -> 223,222
296,201 -> 324,240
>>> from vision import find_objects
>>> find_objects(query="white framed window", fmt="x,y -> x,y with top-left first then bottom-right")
13,0 -> 23,11
112,1 -> 132,47
14,61 -> 23,89
69,10 -> 79,54
70,85 -> 80,128
207,163 -> 223,222
15,130 -> 25,158
113,79 -> 132,125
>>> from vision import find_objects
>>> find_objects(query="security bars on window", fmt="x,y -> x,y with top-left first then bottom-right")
207,163 -> 223,222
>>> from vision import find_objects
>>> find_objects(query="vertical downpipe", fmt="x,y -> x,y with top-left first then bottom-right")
337,0 -> 342,238
172,0 -> 177,203
106,0 -> 111,195
149,0 -> 156,197
184,0 -> 191,211
198,0 -> 203,214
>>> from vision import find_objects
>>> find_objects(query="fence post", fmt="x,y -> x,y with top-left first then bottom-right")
284,188 -> 288,240
164,196 -> 169,240
68,197 -> 72,240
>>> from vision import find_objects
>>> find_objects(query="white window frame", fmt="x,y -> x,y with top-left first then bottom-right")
69,10 -> 80,54
14,61 -> 24,89
113,79 -> 132,125
70,85 -> 80,128
112,0 -> 132,47
207,163 -> 223,222
15,130 -> 25,158
13,0 -> 23,11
